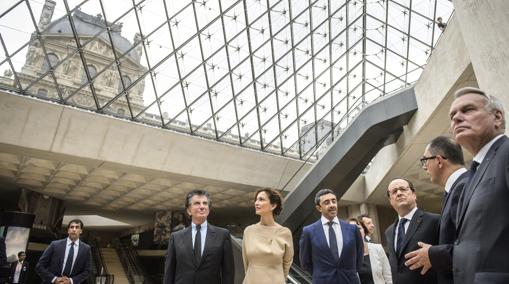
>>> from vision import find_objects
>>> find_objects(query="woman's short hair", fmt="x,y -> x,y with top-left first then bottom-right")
254,188 -> 283,216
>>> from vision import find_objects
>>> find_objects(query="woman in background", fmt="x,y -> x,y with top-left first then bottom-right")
348,218 -> 392,284
242,188 -> 294,284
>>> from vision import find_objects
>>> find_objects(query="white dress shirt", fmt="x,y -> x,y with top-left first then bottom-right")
445,167 -> 468,193
13,261 -> 23,283
394,206 -> 418,250
473,134 -> 504,164
191,221 -> 207,256
321,216 -> 343,258
53,238 -> 80,284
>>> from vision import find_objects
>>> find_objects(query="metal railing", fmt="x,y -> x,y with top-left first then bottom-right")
89,240 -> 115,284
117,244 -> 153,284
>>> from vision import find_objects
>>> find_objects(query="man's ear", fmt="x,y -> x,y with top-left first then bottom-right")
315,204 -> 321,213
493,110 -> 504,130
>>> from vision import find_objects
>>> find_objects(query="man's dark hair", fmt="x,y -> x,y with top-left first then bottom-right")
185,189 -> 211,209
18,251 -> 25,257
428,136 -> 465,165
67,219 -> 84,229
386,178 -> 415,197
314,189 -> 336,205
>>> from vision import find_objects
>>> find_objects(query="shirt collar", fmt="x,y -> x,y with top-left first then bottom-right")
192,220 -> 208,229
66,238 -> 80,246
473,134 -> 504,164
399,206 -> 418,221
445,167 -> 468,193
321,215 -> 340,225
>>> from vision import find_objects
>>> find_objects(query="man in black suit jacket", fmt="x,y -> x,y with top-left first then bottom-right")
384,178 -> 440,284
405,136 -> 469,283
9,251 -> 29,284
36,219 -> 91,284
163,189 -> 234,284
449,87 -> 509,284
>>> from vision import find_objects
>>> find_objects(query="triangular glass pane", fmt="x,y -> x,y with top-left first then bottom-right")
210,78 -> 233,112
159,85 -> 187,124
258,93 -> 278,125
0,2 -> 35,55
279,100 -> 298,130
238,110 -> 260,146
215,101 -> 239,138
235,86 -> 256,118
170,5 -> 195,48
190,94 -> 213,133
205,47 -> 229,86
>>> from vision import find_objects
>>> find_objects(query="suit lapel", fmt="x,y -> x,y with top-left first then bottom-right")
338,221 -> 349,261
442,171 -> 468,212
315,221 -> 336,262
73,241 -> 87,271
201,224 -> 216,264
182,226 -> 198,267
399,209 -> 423,258
388,220 -> 398,255
456,136 -> 507,231
58,239 -> 66,272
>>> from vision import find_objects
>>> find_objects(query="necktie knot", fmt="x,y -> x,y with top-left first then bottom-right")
196,224 -> 201,231
328,221 -> 334,227
70,241 -> 75,247
400,218 -> 408,226
470,161 -> 479,172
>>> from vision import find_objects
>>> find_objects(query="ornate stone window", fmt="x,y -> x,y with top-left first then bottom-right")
36,88 -> 48,97
81,65 -> 97,84
41,53 -> 58,73
117,75 -> 131,94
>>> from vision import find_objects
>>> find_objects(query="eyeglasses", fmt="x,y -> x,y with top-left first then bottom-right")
419,155 -> 447,167
419,156 -> 437,167
387,187 -> 411,197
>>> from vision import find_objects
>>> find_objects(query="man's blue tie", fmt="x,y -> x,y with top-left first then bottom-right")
62,242 -> 75,277
396,218 -> 408,255
328,221 -> 340,261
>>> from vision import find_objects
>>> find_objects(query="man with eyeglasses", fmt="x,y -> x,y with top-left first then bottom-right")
448,87 -> 509,283
384,178 -> 440,284
404,136 -> 468,284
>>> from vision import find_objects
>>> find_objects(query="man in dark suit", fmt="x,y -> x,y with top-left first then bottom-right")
36,219 -> 91,284
405,136 -> 469,283
163,189 -> 234,284
449,87 -> 509,284
384,178 -> 440,284
299,189 -> 363,284
8,251 -> 29,284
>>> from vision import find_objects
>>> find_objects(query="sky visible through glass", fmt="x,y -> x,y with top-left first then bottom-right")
0,0 -> 454,160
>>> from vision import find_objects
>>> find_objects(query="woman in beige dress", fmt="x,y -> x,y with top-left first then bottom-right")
242,188 -> 294,284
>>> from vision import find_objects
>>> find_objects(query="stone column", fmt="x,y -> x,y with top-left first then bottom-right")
452,0 -> 509,117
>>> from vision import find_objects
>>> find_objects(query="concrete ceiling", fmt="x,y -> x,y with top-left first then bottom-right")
0,151 -> 258,211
